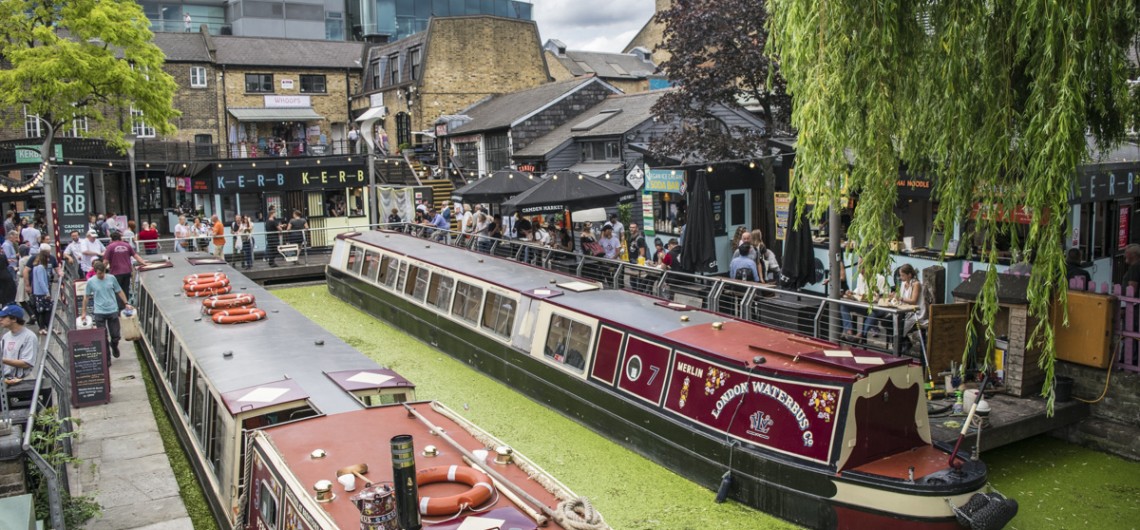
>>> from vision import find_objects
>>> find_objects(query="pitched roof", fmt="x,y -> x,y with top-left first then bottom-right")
549,49 -> 656,80
448,77 -> 612,135
212,36 -> 364,69
514,90 -> 666,158
361,33 -> 428,90
153,33 -> 213,63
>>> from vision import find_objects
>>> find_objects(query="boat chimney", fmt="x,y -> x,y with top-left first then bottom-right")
390,435 -> 422,530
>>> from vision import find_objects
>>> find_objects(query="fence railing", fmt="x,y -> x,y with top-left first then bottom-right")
1069,277 -> 1140,373
395,224 -> 919,359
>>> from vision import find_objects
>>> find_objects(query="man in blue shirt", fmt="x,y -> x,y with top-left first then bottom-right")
729,243 -> 760,282
81,261 -> 133,362
429,207 -> 450,243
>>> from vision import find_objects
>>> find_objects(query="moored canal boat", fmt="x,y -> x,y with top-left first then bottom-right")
327,230 -> 1009,529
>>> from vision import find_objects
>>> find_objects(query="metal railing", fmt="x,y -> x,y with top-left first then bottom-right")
392,224 -> 919,359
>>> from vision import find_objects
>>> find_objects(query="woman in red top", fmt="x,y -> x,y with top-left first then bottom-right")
137,221 -> 160,255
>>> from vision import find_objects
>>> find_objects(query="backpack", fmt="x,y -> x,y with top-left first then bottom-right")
734,265 -> 755,282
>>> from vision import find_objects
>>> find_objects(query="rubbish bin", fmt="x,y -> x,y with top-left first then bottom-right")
1054,376 -> 1074,403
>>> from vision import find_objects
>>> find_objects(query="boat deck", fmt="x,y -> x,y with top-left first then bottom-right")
929,393 -> 1089,453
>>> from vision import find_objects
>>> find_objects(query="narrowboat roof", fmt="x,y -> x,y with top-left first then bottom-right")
259,402 -> 574,529
345,231 -> 904,382
137,254 -> 394,416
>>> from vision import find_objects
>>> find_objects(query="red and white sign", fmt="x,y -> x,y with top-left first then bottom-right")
1120,205 -> 1130,250
264,95 -> 311,108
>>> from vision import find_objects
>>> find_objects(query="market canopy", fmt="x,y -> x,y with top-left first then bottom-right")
228,107 -> 325,122
501,170 -> 636,215
451,169 -> 540,203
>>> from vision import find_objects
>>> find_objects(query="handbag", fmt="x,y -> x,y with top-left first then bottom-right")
583,241 -> 605,257
235,236 -> 244,252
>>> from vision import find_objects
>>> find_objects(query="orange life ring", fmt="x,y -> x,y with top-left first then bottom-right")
184,278 -> 231,292
415,465 -> 494,516
186,285 -> 232,297
202,293 -> 256,309
211,307 -> 267,324
184,273 -> 227,284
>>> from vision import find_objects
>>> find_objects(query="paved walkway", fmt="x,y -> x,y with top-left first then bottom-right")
69,340 -> 192,530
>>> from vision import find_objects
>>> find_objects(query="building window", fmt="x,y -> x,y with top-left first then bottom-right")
371,58 -> 382,91
245,73 -> 273,93
388,54 -> 400,86
325,11 -> 344,40
131,107 -> 156,138
485,134 -> 510,172
455,142 -> 478,171
63,115 -> 88,138
409,48 -> 421,81
23,107 -> 41,138
190,66 -> 207,88
300,75 -> 326,93
580,140 -> 620,162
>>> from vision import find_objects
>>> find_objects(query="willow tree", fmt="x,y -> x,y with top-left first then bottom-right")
768,0 -> 1136,408
0,0 -> 178,234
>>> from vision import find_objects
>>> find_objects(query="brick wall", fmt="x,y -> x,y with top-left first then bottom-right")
162,61 -> 221,143
0,456 -> 27,497
221,67 -> 353,142
511,83 -> 616,152
1053,363 -> 1140,461
623,1 -> 671,64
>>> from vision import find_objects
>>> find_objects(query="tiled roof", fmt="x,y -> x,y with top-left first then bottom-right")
213,36 -> 365,69
551,50 -> 656,79
448,77 -> 607,135
153,33 -> 213,63
514,91 -> 665,158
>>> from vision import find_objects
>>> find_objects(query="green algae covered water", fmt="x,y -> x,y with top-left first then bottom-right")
279,285 -> 1140,530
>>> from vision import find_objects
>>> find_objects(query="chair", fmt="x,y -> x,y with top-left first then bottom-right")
278,243 -> 300,263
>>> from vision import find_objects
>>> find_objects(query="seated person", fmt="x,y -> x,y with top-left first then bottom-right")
1065,248 -> 1091,282
729,243 -> 761,283
839,264 -> 890,340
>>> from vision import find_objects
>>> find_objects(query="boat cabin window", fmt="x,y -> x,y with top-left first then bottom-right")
258,480 -> 279,529
178,356 -> 192,419
347,245 -> 364,275
362,250 -> 381,280
191,371 -> 208,439
210,406 -> 225,476
426,274 -> 454,311
544,315 -> 590,372
378,256 -> 399,288
481,292 -> 515,337
403,265 -> 429,302
452,282 -> 483,324
359,389 -> 413,407
242,404 -> 318,431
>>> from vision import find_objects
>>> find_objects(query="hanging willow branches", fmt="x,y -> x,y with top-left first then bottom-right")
768,0 -> 1136,409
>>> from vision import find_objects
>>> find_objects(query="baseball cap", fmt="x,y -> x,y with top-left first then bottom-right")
0,304 -> 26,320
39,243 -> 53,253
602,223 -> 613,231
87,230 -> 98,237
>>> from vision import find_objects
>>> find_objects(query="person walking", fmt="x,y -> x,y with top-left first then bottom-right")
0,304 -> 36,384
103,231 -> 147,307
237,216 -> 254,269
78,230 -> 105,276
81,261 -> 132,362
287,209 -> 307,263
29,248 -> 52,335
348,126 -> 360,154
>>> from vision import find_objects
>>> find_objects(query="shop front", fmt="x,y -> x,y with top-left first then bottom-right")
227,96 -> 328,158
1070,161 -> 1140,285
186,159 -> 371,251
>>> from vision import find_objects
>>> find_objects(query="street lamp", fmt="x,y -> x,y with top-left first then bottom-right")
124,134 -> 138,226
358,116 -> 381,227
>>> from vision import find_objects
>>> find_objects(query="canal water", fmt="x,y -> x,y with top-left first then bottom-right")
280,285 -> 1140,530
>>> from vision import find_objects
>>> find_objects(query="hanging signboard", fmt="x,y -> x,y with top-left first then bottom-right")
56,166 -> 91,237
645,169 -> 685,194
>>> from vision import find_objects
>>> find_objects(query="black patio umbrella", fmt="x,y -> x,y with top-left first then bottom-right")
677,170 -> 718,274
501,170 -> 637,215
451,169 -> 540,204
779,199 -> 817,289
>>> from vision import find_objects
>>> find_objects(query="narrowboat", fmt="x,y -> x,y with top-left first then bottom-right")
327,230 -> 1003,529
134,256 -> 600,529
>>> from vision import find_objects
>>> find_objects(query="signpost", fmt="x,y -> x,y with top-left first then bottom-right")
56,166 -> 91,239
68,328 -> 110,407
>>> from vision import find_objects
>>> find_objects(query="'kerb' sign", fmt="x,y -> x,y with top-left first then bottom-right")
57,166 -> 91,237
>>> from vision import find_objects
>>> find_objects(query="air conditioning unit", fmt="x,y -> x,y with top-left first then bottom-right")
220,25 -> 233,35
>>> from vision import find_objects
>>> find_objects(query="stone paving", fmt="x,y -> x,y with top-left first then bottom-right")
69,340 -> 192,530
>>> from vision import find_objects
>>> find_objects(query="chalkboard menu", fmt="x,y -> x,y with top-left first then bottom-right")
69,328 -> 109,407
710,192 -> 727,236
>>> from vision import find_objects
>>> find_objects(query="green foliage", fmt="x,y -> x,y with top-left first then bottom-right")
135,345 -> 221,530
768,0 -> 1136,410
0,0 -> 179,150
617,202 -> 632,227
28,408 -> 101,527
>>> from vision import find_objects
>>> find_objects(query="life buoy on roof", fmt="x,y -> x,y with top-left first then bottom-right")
211,307 -> 267,324
184,278 -> 231,293
202,293 -> 256,310
415,465 -> 494,516
186,285 -> 232,298
184,273 -> 227,284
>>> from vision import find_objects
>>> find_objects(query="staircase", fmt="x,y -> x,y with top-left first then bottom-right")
422,179 -> 457,230
374,156 -> 419,185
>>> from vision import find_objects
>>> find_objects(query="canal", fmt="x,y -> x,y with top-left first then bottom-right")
279,285 -> 1140,530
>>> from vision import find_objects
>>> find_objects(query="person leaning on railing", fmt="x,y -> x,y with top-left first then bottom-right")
1,304 -> 36,385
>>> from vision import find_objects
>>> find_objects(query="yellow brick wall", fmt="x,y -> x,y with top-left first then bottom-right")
221,67 -> 352,142
624,0 -> 671,65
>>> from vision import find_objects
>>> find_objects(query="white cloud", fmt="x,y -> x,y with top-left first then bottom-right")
532,0 -> 655,52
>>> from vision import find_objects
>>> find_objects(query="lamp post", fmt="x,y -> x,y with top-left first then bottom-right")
124,134 -> 138,226
359,117 -> 381,227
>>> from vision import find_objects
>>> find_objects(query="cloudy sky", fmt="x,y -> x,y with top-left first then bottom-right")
531,0 -> 656,53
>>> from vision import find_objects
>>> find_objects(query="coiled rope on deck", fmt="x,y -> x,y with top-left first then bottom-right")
555,496 -> 610,530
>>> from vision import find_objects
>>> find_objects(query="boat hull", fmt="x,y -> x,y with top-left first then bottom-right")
329,268 -> 985,529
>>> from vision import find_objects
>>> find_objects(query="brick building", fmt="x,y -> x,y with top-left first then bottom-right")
623,0 -> 672,65
353,16 -> 550,157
